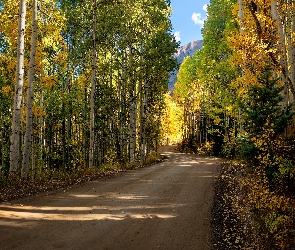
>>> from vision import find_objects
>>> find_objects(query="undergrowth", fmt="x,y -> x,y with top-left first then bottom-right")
0,151 -> 162,202
212,161 -> 295,250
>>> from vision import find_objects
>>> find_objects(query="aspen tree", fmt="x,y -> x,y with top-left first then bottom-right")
271,0 -> 289,99
238,0 -> 244,33
22,0 -> 38,179
287,0 -> 295,103
89,0 -> 97,168
10,0 -> 26,174
238,0 -> 244,132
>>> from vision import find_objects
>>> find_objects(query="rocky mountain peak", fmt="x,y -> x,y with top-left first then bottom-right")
168,40 -> 203,91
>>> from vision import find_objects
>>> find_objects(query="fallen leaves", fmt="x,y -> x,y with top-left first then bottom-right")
211,161 -> 295,249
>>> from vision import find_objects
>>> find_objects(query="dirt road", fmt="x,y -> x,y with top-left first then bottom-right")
0,146 -> 220,250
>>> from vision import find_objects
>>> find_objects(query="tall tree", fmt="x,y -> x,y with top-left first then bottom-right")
22,0 -> 38,179
10,0 -> 26,174
89,0 -> 97,168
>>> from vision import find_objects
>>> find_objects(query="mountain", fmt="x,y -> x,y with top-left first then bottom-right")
168,40 -> 203,91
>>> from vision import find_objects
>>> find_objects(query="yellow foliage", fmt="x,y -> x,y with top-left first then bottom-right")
0,0 -> 67,96
40,75 -> 56,89
161,92 -> 183,144
240,171 -> 295,247
1,85 -> 12,97
33,104 -> 47,118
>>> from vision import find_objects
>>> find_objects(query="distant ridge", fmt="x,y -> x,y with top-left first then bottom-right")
168,40 -> 203,91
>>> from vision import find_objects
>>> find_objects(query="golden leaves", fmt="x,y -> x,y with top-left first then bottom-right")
32,104 -> 46,117
160,92 -> 183,144
1,85 -> 12,97
40,75 -> 56,89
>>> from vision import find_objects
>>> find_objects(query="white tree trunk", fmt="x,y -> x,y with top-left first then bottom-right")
10,0 -> 26,174
271,0 -> 295,98
89,0 -> 97,168
121,64 -> 127,158
129,99 -> 137,161
237,0 -> 245,133
39,84 -> 44,174
288,1 -> 295,103
128,47 -> 137,161
238,0 -> 245,34
22,0 -> 38,179
140,80 -> 148,163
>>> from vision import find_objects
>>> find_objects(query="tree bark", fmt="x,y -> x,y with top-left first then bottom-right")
140,79 -> 148,163
129,98 -> 137,161
238,0 -> 245,34
271,0 -> 294,99
22,0 -> 38,179
10,0 -> 27,174
89,0 -> 97,168
288,1 -> 295,103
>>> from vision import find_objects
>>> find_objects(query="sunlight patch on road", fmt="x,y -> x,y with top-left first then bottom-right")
0,209 -> 177,225
70,194 -> 98,198
0,201 -> 179,227
0,220 -> 37,228
116,195 -> 149,200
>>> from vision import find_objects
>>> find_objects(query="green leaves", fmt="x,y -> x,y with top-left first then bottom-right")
242,69 -> 293,136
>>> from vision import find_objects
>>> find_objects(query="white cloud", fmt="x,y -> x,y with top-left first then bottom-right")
192,12 -> 205,27
202,4 -> 208,12
174,31 -> 181,42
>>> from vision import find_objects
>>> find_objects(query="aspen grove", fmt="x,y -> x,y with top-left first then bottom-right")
0,0 -> 178,179
170,0 -> 295,247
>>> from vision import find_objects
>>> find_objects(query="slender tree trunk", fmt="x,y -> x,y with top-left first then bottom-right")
140,79 -> 148,163
39,82 -> 44,176
62,117 -> 66,169
22,0 -> 37,179
89,0 -> 97,167
139,80 -> 144,162
237,0 -> 245,133
288,1 -> 295,103
129,97 -> 137,161
31,137 -> 36,180
120,61 -> 128,159
238,0 -> 245,34
0,116 -> 3,167
10,0 -> 26,174
128,47 -> 137,161
271,0 -> 295,98
138,52 -> 145,163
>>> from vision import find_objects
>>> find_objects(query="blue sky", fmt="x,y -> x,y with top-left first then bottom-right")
170,0 -> 210,45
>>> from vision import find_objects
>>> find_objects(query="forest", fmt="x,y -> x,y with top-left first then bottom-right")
0,0 -> 178,180
165,0 -> 295,248
0,0 -> 295,248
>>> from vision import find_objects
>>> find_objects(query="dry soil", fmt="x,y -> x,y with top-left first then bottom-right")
0,146 -> 220,250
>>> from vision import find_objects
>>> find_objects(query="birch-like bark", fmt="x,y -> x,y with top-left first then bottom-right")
89,0 -> 97,168
140,79 -> 148,162
31,137 -> 36,180
238,0 -> 245,34
10,0 -> 26,174
271,0 -> 295,98
128,47 -> 137,161
129,98 -> 137,161
238,0 -> 245,133
138,52 -> 145,163
39,83 -> 44,174
288,1 -> 295,103
22,0 -> 38,179
121,61 -> 127,158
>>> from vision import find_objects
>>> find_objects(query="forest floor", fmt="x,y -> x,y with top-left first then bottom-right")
0,145 -> 221,250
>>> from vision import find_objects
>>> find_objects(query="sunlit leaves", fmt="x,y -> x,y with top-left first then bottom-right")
161,93 -> 183,144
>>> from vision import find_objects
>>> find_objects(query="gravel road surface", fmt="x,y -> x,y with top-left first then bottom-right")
0,146 -> 220,250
